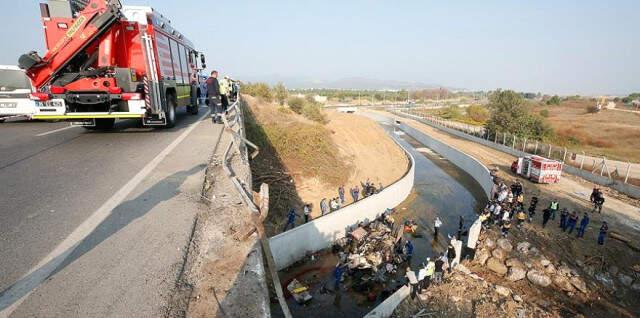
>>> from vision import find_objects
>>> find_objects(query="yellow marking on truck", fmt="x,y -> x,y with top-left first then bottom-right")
177,94 -> 190,99
33,114 -> 144,119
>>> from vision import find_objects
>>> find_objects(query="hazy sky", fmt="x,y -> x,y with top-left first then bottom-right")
1,0 -> 638,95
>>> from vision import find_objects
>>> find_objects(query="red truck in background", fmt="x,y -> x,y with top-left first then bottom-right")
19,0 -> 206,129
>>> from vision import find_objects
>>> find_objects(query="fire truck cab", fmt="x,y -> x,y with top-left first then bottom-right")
19,0 -> 206,129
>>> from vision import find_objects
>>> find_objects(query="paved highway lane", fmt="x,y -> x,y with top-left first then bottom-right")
0,106 -> 219,316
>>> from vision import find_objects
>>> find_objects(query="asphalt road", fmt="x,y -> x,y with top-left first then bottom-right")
0,106 -> 221,317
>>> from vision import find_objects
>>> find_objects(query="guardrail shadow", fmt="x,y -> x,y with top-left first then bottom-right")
0,164 -> 204,312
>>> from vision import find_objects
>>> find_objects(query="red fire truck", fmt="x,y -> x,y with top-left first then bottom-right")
19,0 -> 206,129
511,155 -> 563,184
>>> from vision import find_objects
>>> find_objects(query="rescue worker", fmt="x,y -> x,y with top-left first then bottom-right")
598,221 -> 608,245
576,213 -> 589,238
434,217 -> 443,237
283,208 -> 299,232
528,196 -> 538,223
593,193 -> 605,214
424,258 -> 436,289
404,240 -> 414,263
566,211 -> 579,234
501,219 -> 511,237
516,209 -> 527,228
559,208 -> 569,231
206,70 -> 222,123
590,187 -> 599,203
219,76 -> 231,111
549,199 -> 559,220
334,264 -> 345,290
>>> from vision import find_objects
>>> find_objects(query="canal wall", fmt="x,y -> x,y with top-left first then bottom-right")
268,136 -> 416,271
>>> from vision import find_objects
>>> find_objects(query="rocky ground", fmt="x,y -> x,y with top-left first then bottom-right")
393,225 -> 640,318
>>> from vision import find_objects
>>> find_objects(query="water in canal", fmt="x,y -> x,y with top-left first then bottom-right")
273,116 -> 487,318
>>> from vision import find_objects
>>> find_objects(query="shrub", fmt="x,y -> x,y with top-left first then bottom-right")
585,105 -> 599,114
287,97 -> 305,114
440,106 -> 462,119
546,95 -> 561,105
539,109 -> 549,117
273,82 -> 288,105
243,82 -> 272,101
302,103 -> 328,124
466,105 -> 489,123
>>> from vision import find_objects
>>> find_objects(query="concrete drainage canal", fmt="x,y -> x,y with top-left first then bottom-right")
269,113 -> 488,318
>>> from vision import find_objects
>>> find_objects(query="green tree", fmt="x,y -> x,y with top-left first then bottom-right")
546,95 -> 561,105
273,82 -> 288,105
485,90 -> 552,139
466,105 -> 490,123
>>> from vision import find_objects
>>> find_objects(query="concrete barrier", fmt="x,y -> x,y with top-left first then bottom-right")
268,137 -> 416,271
394,111 -> 640,199
398,122 -> 493,199
363,286 -> 410,318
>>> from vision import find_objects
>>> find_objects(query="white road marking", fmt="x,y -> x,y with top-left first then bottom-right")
35,125 -> 77,137
0,110 -> 210,317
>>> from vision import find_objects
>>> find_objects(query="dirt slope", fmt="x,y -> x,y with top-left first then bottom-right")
245,97 -> 408,235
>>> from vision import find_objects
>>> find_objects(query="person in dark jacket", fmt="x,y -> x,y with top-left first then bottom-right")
598,221 -> 608,245
446,244 -> 456,272
593,194 -> 605,214
206,70 -> 222,123
542,208 -> 552,228
566,211 -> 578,234
576,213 -> 589,238
559,208 -> 569,231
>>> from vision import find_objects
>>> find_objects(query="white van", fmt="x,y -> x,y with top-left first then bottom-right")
0,65 -> 36,122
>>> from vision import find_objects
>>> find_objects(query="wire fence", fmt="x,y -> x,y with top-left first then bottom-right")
393,106 -> 640,187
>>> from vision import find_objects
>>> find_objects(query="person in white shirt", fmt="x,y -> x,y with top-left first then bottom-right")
303,204 -> 311,223
405,267 -> 418,299
434,217 -> 443,237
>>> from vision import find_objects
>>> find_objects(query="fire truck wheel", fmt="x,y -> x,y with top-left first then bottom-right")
165,95 -> 176,128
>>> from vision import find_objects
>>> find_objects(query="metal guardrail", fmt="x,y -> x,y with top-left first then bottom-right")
220,93 -> 261,213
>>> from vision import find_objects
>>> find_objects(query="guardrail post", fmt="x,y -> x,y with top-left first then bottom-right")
512,135 -> 516,149
523,138 -> 527,152
580,152 -> 585,169
562,147 -> 567,163
624,162 -> 631,184
503,133 -> 506,145
494,132 -> 498,143
534,141 -> 538,154
548,144 -> 552,158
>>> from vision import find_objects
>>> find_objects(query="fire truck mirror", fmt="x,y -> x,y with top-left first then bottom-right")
200,54 -> 206,65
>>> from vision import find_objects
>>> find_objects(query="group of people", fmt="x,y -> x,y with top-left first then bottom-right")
404,243 -> 458,298
205,70 -> 239,123
477,179 -> 609,245
319,180 -> 384,217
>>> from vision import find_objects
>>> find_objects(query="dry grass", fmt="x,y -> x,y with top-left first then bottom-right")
532,99 -> 640,162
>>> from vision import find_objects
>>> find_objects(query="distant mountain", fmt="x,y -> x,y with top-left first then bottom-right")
241,75 -> 448,91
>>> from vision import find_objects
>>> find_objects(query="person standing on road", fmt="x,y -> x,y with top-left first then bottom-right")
594,194 -> 605,214
338,185 -> 345,204
542,208 -> 552,228
434,217 -> 443,237
560,208 -> 569,231
576,213 -> 590,238
352,186 -> 360,202
566,211 -> 578,234
206,70 -> 222,123
549,199 -> 559,220
590,187 -> 599,203
219,76 -> 231,111
598,221 -> 608,245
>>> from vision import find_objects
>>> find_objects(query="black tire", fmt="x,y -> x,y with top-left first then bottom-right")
165,94 -> 176,128
84,118 -> 115,130
189,103 -> 199,115
0,118 -> 5,123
